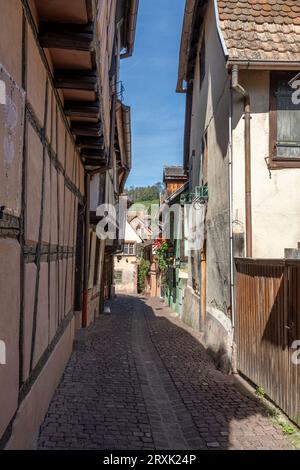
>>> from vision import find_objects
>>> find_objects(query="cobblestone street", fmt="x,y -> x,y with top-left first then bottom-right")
38,296 -> 292,450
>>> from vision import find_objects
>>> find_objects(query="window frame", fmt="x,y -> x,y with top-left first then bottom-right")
191,250 -> 201,295
200,132 -> 208,186
114,270 -> 123,284
269,71 -> 300,169
123,242 -> 135,256
199,36 -> 205,89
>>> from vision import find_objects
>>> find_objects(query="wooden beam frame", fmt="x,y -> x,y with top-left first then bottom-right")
71,121 -> 102,137
84,158 -> 108,166
82,147 -> 106,158
64,100 -> 100,119
76,136 -> 104,149
54,69 -> 97,91
39,22 -> 94,51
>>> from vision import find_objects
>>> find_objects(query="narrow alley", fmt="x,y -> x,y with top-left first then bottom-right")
38,296 -> 291,451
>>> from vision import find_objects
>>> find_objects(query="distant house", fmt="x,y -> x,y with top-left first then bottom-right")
163,166 -> 188,197
129,214 -> 153,241
161,178 -> 189,316
114,221 -> 142,295
177,0 -> 300,373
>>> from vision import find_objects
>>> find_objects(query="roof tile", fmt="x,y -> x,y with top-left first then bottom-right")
218,0 -> 300,62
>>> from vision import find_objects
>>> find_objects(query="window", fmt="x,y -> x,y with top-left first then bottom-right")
200,133 -> 208,186
123,243 -> 135,255
269,72 -> 300,168
180,204 -> 188,262
170,212 -> 174,244
93,239 -> 100,286
191,250 -> 200,295
114,271 -> 123,284
199,37 -> 205,89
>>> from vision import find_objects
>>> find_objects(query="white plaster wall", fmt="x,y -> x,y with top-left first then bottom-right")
125,221 -> 143,243
188,0 -> 231,317
114,256 -> 138,294
232,70 -> 300,258
89,174 -> 100,211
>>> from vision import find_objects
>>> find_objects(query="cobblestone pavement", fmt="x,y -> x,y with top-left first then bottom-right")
38,296 -> 292,450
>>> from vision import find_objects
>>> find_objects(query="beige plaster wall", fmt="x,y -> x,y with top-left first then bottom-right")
5,318 -> 75,450
0,0 -> 23,86
114,255 -> 138,294
0,0 -> 83,445
0,239 -> 20,438
232,70 -> 300,258
186,0 -> 231,326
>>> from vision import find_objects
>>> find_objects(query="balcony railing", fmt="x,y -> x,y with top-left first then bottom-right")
180,185 -> 208,204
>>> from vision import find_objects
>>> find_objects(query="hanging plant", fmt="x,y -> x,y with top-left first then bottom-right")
153,238 -> 173,274
137,258 -> 150,293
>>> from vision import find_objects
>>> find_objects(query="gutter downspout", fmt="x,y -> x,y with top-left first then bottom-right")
229,88 -> 237,373
231,65 -> 252,258
120,0 -> 139,59
120,105 -> 132,191
82,173 -> 90,328
176,0 -> 196,93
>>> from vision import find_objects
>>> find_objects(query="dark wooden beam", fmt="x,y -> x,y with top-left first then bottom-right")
54,69 -> 97,91
82,148 -> 106,158
85,0 -> 94,22
39,22 -> 94,51
76,136 -> 104,149
88,165 -> 110,176
71,121 -> 102,137
84,158 -> 108,167
64,100 -> 100,119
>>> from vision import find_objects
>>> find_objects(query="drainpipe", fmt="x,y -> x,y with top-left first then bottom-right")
231,65 -> 252,258
229,88 -> 237,374
120,0 -> 139,59
82,173 -> 90,328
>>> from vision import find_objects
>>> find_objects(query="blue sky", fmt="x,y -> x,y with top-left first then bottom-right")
121,0 -> 186,188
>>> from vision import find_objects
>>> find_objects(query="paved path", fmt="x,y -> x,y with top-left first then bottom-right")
38,296 -> 292,450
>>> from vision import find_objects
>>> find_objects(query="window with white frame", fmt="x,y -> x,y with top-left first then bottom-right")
123,243 -> 135,255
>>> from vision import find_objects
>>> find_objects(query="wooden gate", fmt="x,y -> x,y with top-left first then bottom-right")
235,258 -> 300,425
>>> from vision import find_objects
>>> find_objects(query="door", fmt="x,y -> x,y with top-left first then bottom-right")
200,239 -> 207,330
74,203 -> 85,311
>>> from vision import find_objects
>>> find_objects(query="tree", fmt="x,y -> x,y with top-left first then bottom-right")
125,183 -> 162,203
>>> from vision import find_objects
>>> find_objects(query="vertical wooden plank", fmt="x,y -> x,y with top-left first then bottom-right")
235,259 -> 300,425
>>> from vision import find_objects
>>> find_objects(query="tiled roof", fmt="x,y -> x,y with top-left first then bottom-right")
218,0 -> 300,62
163,166 -> 186,179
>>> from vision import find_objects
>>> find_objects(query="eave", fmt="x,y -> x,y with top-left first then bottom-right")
115,101 -> 132,193
121,0 -> 139,58
23,0 -> 107,173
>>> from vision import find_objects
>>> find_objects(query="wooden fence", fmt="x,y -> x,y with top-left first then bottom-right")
235,258 -> 300,425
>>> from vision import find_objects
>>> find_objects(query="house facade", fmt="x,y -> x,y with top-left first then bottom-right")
0,0 -> 138,449
114,220 -> 142,295
163,165 -> 188,197
162,179 -> 189,317
177,0 -> 300,371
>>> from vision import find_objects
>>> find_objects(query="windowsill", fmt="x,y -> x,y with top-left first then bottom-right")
268,157 -> 300,169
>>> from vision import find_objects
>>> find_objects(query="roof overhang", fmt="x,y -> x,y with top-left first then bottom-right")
165,181 -> 189,205
227,60 -> 300,71
121,0 -> 139,58
26,0 -> 109,174
115,101 -> 132,192
177,0 -> 210,93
